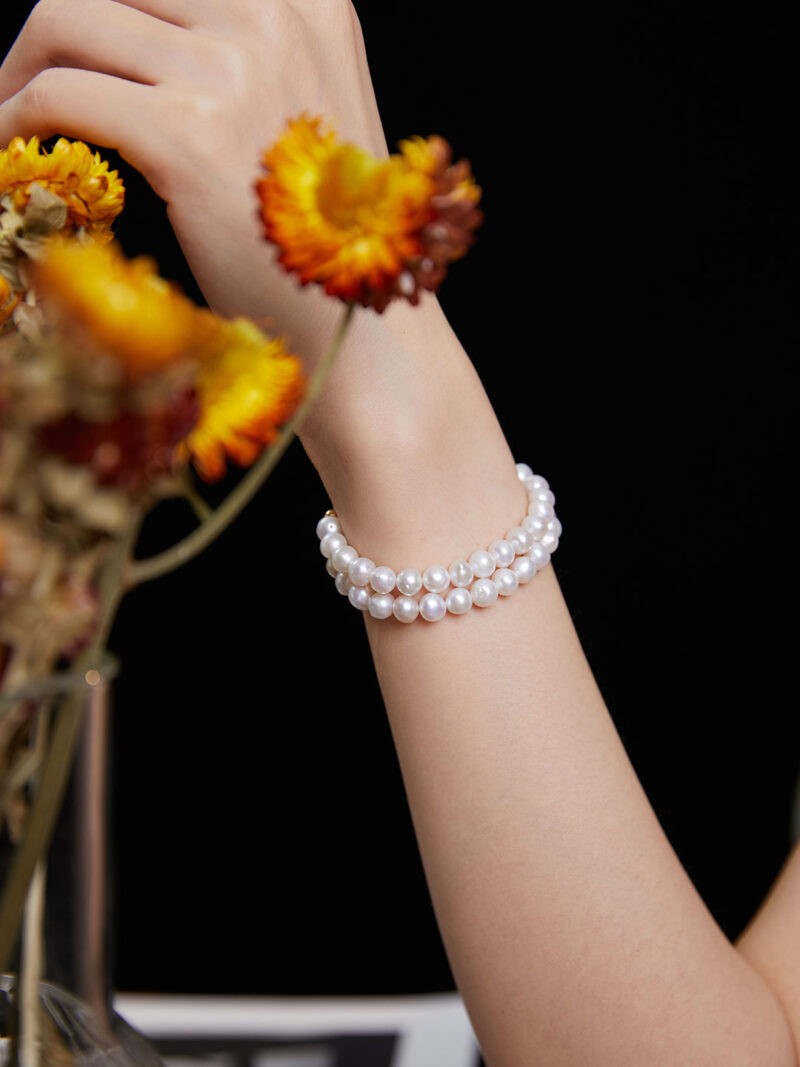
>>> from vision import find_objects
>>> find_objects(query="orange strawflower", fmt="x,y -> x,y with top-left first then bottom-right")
0,136 -> 124,241
0,275 -> 19,327
182,318 -> 305,482
31,239 -> 215,379
256,115 -> 482,312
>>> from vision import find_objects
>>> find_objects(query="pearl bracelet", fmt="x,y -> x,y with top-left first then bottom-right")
316,463 -> 561,623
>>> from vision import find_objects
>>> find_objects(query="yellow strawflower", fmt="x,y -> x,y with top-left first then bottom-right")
0,136 -> 124,242
32,239 -> 213,378
183,318 -> 305,482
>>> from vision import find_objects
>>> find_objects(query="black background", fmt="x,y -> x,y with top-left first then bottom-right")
3,2 -> 799,998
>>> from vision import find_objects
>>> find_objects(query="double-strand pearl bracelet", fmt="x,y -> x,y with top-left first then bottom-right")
316,463 -> 561,623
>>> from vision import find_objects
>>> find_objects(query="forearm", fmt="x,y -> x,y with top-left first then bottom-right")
736,843 -> 800,1057
303,300 -> 798,1066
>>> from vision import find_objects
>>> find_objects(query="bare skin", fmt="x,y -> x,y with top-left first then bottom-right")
2,3 -> 799,1063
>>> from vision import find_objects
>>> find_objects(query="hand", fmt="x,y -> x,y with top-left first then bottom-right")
0,0 -> 389,359
0,0 -> 475,506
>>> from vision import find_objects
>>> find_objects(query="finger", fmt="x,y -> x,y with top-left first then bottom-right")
0,0 -> 191,103
106,0 -> 199,29
0,68 -> 164,187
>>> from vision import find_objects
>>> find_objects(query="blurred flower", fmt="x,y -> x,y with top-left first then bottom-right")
23,241 -> 305,487
31,239 -> 215,379
0,136 -> 124,242
0,514 -> 101,676
183,318 -> 305,482
256,115 -> 482,312
396,135 -> 483,297
37,392 -> 200,494
0,274 -> 18,327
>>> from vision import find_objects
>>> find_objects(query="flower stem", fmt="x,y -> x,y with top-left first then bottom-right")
0,512 -> 138,976
179,477 -> 213,523
20,861 -> 46,1067
19,703 -> 52,1067
128,301 -> 356,588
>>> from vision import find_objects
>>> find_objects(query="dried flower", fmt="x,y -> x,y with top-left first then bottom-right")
37,392 -> 200,494
31,239 -> 215,379
0,274 -> 18,327
256,115 -> 482,312
395,135 -> 483,300
0,514 -> 101,675
182,318 -> 305,482
0,136 -> 124,242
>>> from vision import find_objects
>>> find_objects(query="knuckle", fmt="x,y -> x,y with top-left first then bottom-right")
295,0 -> 363,50
330,0 -> 358,16
253,0 -> 305,40
308,0 -> 359,27
24,0 -> 68,40
201,41 -> 250,100
22,67 -> 61,117
169,91 -> 227,161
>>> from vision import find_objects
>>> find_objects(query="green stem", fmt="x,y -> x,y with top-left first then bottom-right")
128,302 -> 356,588
179,477 -> 213,523
0,513 -> 139,975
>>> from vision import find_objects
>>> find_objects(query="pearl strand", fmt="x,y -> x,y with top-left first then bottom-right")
317,463 -> 561,623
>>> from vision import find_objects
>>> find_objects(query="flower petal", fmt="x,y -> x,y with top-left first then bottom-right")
0,136 -> 124,241
183,318 -> 305,482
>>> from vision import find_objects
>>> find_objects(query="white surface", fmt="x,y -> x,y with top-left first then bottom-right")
114,991 -> 480,1067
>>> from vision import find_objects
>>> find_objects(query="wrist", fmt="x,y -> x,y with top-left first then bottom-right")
300,298 -> 526,569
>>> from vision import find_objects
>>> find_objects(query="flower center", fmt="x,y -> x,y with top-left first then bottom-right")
315,147 -> 390,232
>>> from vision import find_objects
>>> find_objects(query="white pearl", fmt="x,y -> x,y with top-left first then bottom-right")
469,549 -> 495,578
393,596 -> 420,623
419,593 -> 447,621
348,556 -> 376,587
316,515 -> 340,540
317,464 -> 558,622
471,577 -> 498,607
511,555 -> 537,583
368,593 -> 395,619
446,587 -> 472,614
529,543 -> 551,569
396,568 -> 423,596
448,559 -> 474,587
348,586 -> 370,611
423,564 -> 450,593
331,544 -> 358,573
489,540 -> 516,568
494,568 -> 519,596
370,565 -> 397,594
528,499 -> 555,521
522,515 -> 547,539
506,526 -> 533,554
320,531 -> 346,559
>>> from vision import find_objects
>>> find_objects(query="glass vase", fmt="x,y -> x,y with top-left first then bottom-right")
0,658 -> 163,1065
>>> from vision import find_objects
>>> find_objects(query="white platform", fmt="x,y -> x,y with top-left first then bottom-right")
114,991 -> 482,1067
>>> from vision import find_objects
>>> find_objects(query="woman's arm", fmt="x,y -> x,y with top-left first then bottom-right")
736,844 -> 800,1052
2,3 -> 798,1062
301,311 -> 799,1066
